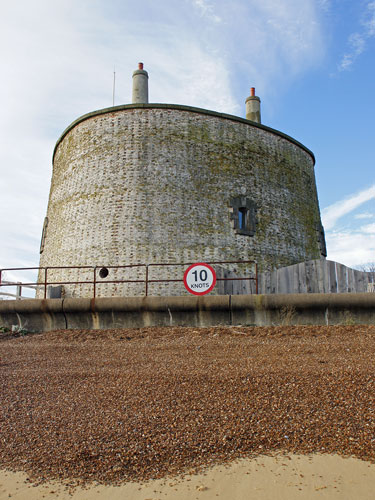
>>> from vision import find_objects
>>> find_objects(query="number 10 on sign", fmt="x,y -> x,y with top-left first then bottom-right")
183,263 -> 216,295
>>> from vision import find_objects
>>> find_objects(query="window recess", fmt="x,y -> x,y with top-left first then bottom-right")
229,197 -> 257,236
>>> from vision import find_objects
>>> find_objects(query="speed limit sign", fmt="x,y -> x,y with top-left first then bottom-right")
183,263 -> 216,295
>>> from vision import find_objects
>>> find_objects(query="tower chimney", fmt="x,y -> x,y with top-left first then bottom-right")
245,87 -> 261,123
132,62 -> 149,103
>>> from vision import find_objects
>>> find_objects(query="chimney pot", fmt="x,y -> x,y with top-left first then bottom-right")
245,87 -> 261,123
132,63 -> 149,103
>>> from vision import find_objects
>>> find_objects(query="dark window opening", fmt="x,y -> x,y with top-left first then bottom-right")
229,197 -> 257,236
238,207 -> 247,230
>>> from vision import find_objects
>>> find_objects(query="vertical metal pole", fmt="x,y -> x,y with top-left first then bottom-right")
113,68 -> 116,106
44,268 -> 48,299
145,265 -> 149,296
256,263 -> 258,294
17,283 -> 21,300
93,267 -> 97,298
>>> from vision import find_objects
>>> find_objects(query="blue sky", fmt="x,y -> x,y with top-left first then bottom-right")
1,0 -> 375,280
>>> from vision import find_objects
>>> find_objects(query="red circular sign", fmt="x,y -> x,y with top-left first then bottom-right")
183,263 -> 216,295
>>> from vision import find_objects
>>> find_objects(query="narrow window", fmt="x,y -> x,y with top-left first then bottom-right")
229,197 -> 257,236
238,207 -> 247,230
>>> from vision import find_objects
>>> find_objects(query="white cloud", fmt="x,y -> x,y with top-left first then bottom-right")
355,212 -> 375,219
338,33 -> 366,71
322,186 -> 375,267
0,0 -> 326,270
338,1 -> 375,71
360,223 -> 375,234
322,185 -> 375,230
249,0 -> 324,78
192,0 -> 222,23
364,1 -> 375,35
325,230 -> 375,267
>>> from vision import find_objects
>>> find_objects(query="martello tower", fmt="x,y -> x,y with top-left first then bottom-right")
38,64 -> 326,297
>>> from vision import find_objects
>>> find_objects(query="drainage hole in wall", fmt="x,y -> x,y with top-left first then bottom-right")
99,267 -> 109,279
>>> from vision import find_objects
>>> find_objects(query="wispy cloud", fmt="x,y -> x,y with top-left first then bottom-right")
360,222 -> 375,234
0,0 -> 327,269
325,230 -> 375,267
364,1 -> 375,35
322,185 -> 375,230
338,33 -> 366,71
317,0 -> 331,12
322,186 -> 375,267
192,0 -> 222,23
355,212 -> 375,220
338,1 -> 375,71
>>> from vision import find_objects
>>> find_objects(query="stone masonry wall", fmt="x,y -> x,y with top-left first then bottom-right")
38,105 -> 323,297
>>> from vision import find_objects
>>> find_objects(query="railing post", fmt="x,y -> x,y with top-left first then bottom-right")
145,265 -> 149,296
44,268 -> 48,299
93,266 -> 97,298
16,283 -> 21,300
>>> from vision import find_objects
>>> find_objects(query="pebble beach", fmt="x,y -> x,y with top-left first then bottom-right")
1,325 -> 375,498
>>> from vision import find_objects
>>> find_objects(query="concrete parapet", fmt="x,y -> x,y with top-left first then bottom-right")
0,299 -> 66,332
1,293 -> 375,332
62,295 -> 231,330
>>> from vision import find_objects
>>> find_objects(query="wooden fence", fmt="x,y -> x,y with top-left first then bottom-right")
216,259 -> 374,295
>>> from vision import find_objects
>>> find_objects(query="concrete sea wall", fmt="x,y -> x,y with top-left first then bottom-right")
1,293 -> 375,332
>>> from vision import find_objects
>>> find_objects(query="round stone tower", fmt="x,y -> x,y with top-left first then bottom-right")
38,65 -> 326,297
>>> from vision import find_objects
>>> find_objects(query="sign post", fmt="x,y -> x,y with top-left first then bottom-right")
183,263 -> 216,296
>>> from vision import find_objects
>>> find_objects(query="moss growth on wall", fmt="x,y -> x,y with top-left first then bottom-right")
40,107 -> 323,297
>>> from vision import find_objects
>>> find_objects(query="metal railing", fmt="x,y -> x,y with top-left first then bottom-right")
0,261 -> 257,299
0,281 -> 38,300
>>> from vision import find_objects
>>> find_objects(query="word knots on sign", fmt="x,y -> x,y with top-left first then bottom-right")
183,263 -> 216,296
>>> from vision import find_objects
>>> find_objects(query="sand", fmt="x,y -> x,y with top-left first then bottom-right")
1,454 -> 375,499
